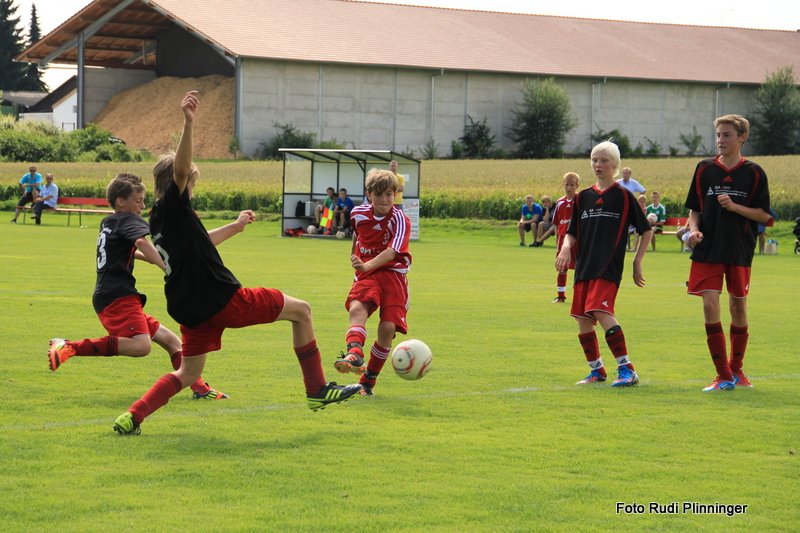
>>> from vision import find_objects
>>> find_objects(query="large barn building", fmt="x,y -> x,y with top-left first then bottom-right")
18,0 -> 800,157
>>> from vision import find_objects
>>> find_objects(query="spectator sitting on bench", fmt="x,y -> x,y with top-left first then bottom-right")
313,187 -> 337,234
11,165 -> 42,223
334,188 -> 355,231
646,191 -> 667,251
33,174 -> 59,225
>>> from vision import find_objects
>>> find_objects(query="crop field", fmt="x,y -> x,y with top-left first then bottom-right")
1,155 -> 798,217
0,215 -> 797,532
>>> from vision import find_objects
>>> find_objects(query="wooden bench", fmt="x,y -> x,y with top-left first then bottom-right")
21,197 -> 114,226
661,216 -> 689,251
662,217 -> 688,236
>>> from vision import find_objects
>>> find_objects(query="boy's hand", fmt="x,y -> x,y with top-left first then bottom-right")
236,210 -> 256,227
632,259 -> 646,287
182,90 -> 199,123
687,230 -> 703,247
555,249 -> 570,272
351,254 -> 368,272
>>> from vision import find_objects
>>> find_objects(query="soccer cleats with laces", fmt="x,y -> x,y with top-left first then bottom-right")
611,366 -> 639,387
48,338 -> 76,371
702,376 -> 736,392
334,352 -> 366,375
112,412 -> 141,435
307,382 -> 363,411
576,370 -> 607,384
732,371 -> 753,388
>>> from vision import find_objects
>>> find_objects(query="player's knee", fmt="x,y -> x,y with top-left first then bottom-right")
129,337 -> 153,357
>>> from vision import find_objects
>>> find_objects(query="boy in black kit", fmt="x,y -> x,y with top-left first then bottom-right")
685,114 -> 771,392
113,91 -> 361,435
556,141 -> 652,387
48,173 -> 226,400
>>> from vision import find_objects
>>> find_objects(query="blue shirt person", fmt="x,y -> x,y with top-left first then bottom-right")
334,188 -> 355,230
517,194 -> 544,246
12,165 -> 43,223
33,174 -> 60,225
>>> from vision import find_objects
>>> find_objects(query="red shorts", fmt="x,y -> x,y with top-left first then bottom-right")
570,279 -> 619,321
346,270 -> 409,334
688,262 -> 751,298
181,287 -> 285,357
97,295 -> 160,338
556,234 -> 575,270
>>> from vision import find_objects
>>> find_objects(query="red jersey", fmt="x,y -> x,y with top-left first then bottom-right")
350,204 -> 412,279
552,195 -> 575,237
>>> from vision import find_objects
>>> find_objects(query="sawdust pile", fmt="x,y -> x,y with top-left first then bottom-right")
94,75 -> 234,159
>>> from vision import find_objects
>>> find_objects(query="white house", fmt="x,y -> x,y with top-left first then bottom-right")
18,76 -> 78,131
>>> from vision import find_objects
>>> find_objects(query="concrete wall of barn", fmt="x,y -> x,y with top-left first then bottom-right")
84,68 -> 156,124
238,58 -> 758,158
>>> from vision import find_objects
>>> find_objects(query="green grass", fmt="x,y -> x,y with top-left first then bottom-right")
1,216 -> 797,532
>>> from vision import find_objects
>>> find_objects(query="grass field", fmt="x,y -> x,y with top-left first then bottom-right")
1,216 -> 797,532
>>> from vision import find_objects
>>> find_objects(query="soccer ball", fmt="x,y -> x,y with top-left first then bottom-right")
307,224 -> 317,234
647,213 -> 658,225
391,339 -> 433,381
336,230 -> 346,239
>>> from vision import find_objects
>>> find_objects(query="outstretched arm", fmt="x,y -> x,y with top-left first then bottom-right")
173,91 -> 199,195
208,210 -> 256,246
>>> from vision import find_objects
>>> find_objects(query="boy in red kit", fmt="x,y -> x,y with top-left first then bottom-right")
333,169 -> 412,396
47,173 -> 226,400
556,142 -> 652,387
551,172 -> 579,303
112,91 -> 361,435
684,115 -> 771,392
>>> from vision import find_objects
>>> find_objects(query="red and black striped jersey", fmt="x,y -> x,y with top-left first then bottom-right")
568,183 -> 650,285
684,156 -> 770,266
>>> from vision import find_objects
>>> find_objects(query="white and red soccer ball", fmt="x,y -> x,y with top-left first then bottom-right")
391,339 -> 433,381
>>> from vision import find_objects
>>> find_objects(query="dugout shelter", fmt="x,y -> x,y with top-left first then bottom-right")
280,149 -> 421,238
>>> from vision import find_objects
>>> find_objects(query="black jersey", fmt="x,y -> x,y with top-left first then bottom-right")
92,212 -> 150,313
684,157 -> 770,267
149,181 -> 241,328
568,182 -> 650,285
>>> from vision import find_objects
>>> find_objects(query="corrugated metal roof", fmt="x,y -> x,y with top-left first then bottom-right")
19,0 -> 800,85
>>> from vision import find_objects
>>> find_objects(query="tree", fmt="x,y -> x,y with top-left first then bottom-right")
20,3 -> 46,92
509,78 -> 576,158
459,115 -> 495,159
0,0 -> 28,91
751,66 -> 800,155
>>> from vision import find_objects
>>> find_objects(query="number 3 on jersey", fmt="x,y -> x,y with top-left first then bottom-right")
155,243 -> 173,276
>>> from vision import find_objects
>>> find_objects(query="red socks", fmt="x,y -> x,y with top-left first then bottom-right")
129,373 -> 183,425
729,324 -> 749,373
294,339 -> 326,395
365,342 -> 390,376
346,326 -> 367,357
71,336 -> 119,356
556,272 -> 567,299
705,322 -> 732,380
578,331 -> 606,377
605,326 -> 634,371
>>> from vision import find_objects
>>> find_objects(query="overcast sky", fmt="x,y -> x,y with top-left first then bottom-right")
12,0 -> 800,89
